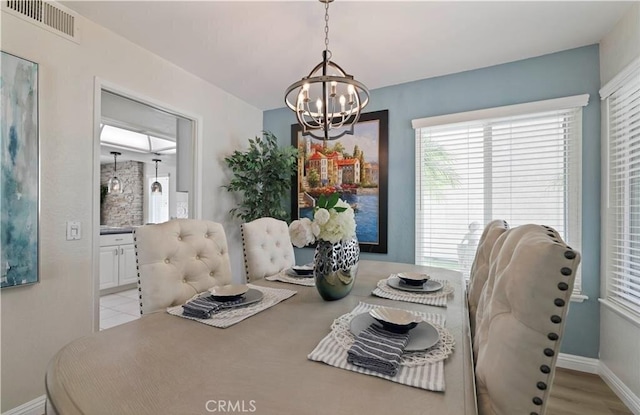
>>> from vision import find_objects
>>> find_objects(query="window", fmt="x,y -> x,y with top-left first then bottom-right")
603,59 -> 640,316
413,95 -> 587,294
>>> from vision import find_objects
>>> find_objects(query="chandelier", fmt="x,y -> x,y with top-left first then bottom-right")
284,0 -> 369,141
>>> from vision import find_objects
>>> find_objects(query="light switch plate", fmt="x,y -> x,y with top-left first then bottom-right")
66,221 -> 81,240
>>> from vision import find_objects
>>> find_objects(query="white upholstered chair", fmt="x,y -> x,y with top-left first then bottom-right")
474,224 -> 581,415
241,217 -> 295,282
133,219 -> 233,314
468,219 -> 509,337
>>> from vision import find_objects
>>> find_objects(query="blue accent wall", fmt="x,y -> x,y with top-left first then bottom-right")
264,45 -> 601,358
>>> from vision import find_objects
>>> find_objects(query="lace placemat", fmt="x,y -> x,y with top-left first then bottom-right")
167,284 -> 296,328
330,304 -> 454,367
308,302 -> 455,392
372,276 -> 454,307
265,270 -> 315,287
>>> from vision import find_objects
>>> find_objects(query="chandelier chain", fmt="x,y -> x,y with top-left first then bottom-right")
324,1 -> 330,55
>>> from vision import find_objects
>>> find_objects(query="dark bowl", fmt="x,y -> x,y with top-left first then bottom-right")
373,318 -> 419,334
210,293 -> 245,302
291,266 -> 314,276
399,277 -> 428,287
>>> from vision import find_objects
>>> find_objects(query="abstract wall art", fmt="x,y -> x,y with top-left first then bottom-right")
1,51 -> 39,288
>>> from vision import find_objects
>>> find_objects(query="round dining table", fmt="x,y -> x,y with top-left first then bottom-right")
45,260 -> 477,415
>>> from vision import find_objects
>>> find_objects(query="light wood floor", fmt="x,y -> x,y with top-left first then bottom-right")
547,368 -> 633,415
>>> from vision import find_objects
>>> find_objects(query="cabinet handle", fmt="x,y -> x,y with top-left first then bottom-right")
120,248 -> 124,255
114,248 -> 118,255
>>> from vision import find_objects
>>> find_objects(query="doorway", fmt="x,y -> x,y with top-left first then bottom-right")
93,79 -> 202,331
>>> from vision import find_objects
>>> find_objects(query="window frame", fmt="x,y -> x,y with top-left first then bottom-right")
600,56 -> 640,321
413,94 -> 589,298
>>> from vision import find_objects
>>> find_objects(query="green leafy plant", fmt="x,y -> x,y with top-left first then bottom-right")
224,131 -> 298,222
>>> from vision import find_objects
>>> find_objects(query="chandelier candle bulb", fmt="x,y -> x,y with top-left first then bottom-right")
330,81 -> 337,96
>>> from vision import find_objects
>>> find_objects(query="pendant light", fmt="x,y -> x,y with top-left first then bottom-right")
151,158 -> 162,194
284,0 -> 370,142
107,151 -> 123,194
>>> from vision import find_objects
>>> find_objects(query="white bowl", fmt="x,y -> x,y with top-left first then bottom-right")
209,284 -> 249,297
369,307 -> 422,327
397,272 -> 430,286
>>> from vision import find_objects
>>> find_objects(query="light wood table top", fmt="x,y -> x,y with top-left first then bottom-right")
46,260 -> 477,415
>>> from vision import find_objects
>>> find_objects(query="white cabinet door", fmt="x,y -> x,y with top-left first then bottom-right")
119,244 -> 138,286
99,246 -> 119,290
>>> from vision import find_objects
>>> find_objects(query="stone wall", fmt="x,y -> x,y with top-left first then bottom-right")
100,161 -> 144,226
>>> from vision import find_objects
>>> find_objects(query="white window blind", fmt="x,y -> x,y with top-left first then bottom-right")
414,96 -> 585,294
604,62 -> 640,315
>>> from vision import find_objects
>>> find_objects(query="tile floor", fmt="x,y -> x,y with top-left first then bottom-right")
100,288 -> 141,330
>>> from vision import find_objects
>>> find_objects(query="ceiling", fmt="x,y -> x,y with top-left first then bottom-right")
63,1 -> 634,111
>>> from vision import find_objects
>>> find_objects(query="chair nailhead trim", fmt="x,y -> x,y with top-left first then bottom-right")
551,315 -> 562,324
548,332 -> 559,341
564,250 -> 576,259
554,298 -> 565,307
558,282 -> 569,291
532,397 -> 543,406
561,267 -> 572,276
544,348 -> 554,357
537,382 -> 547,390
540,365 -> 550,374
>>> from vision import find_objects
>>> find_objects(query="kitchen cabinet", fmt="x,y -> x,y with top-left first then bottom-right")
99,233 -> 137,290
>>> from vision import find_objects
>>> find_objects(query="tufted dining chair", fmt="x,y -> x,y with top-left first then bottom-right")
467,220 -> 509,337
133,219 -> 233,315
241,217 -> 295,282
474,224 -> 581,415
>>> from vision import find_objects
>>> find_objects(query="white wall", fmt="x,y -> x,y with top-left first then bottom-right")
600,2 -> 640,85
0,10 -> 262,411
599,3 -> 640,412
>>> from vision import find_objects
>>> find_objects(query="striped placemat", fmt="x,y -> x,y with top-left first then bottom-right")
265,270 -> 315,287
372,276 -> 453,307
308,302 -> 447,391
166,284 -> 296,328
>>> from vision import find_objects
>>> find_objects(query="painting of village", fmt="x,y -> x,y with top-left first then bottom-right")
292,111 -> 388,252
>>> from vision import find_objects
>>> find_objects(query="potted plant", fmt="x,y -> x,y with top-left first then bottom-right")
224,131 -> 298,222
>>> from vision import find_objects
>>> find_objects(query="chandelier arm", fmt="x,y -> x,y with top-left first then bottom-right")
302,100 -> 321,127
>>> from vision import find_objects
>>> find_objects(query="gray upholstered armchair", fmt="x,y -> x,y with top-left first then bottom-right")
241,217 -> 295,282
133,219 -> 233,314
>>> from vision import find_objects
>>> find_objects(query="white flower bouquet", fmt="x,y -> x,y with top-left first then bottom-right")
289,193 -> 357,247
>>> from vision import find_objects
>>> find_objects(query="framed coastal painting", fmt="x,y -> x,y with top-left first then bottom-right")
291,110 -> 389,253
1,51 -> 39,288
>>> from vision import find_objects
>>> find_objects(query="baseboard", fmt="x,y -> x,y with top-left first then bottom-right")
556,352 -> 600,374
600,362 -> 640,415
2,395 -> 45,415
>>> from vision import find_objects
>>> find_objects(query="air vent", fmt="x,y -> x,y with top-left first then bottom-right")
3,0 -> 79,43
